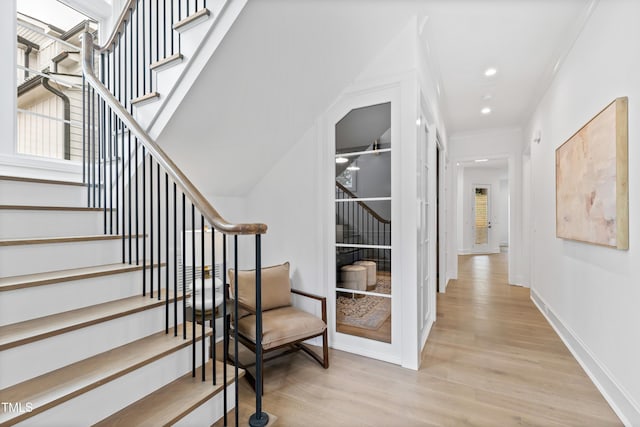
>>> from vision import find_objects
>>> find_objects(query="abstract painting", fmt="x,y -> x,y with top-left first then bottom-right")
556,97 -> 628,249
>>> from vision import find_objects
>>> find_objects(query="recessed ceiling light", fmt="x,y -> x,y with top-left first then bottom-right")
481,107 -> 492,115
482,94 -> 492,101
346,165 -> 360,171
335,157 -> 349,164
475,159 -> 489,163
484,67 -> 497,77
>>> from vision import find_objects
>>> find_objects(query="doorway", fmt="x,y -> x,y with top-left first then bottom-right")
472,185 -> 491,253
334,102 -> 392,345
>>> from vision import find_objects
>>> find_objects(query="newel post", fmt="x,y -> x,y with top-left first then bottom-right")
249,234 -> 269,426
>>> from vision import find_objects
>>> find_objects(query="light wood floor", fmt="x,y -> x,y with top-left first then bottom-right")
221,254 -> 621,426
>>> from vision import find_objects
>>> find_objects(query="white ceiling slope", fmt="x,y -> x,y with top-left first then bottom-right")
157,0 -> 421,197
422,0 -> 594,135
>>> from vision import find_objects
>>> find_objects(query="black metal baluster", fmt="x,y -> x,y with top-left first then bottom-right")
99,55 -> 105,218
211,228 -> 216,385
82,75 -> 86,189
150,157 -> 154,298
108,55 -> 113,234
163,0 -> 167,59
115,48 -> 119,236
142,0 -> 146,94
201,215 -> 205,381
148,0 -> 153,91
170,0 -> 174,54
250,234 -> 268,427
174,182 -> 177,336
191,203 -> 196,376
166,173 -> 169,333
91,87 -> 95,207
121,39 -> 126,263
135,139 -> 139,264
222,234 -> 228,426
182,193 -> 186,339
142,147 -> 147,296
156,0 -> 159,65
233,235 -> 239,427
157,162 -> 161,300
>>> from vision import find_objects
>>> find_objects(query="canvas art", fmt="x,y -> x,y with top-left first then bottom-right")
556,97 -> 628,249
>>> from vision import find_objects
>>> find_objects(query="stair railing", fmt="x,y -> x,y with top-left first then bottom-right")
335,181 -> 391,270
80,1 -> 270,425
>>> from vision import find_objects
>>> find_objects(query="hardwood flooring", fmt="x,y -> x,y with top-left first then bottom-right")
222,254 -> 620,426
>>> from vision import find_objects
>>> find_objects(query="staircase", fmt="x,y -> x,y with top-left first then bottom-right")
1,1 -> 271,425
0,176 -> 235,426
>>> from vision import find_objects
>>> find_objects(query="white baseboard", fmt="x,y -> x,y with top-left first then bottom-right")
531,289 -> 639,426
420,317 -> 433,353
510,274 -> 529,288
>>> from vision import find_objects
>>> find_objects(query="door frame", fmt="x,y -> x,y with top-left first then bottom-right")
323,84 -> 402,365
471,183 -> 492,253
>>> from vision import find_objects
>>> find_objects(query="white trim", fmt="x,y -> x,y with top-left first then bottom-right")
335,288 -> 391,299
531,289 -> 638,426
325,82 -> 403,366
0,153 -> 82,177
420,316 -> 433,353
335,148 -> 391,157
335,197 -> 391,203
336,243 -> 392,250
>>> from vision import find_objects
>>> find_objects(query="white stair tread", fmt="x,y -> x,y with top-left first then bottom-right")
0,175 -> 84,187
0,291 -> 184,350
0,262 -> 161,292
0,205 -> 105,212
94,360 -> 240,427
0,234 -> 141,247
0,324 -> 210,425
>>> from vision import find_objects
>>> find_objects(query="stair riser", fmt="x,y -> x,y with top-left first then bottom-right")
0,238 -> 140,277
175,382 -> 236,426
0,180 -> 87,207
0,268 -> 166,326
0,303 -> 186,389
18,342 -> 209,427
0,209 -> 105,239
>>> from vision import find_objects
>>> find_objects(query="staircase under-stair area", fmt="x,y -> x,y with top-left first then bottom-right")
0,175 -> 239,426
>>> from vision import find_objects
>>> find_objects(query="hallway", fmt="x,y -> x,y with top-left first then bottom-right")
225,253 -> 621,426
424,253 -> 620,425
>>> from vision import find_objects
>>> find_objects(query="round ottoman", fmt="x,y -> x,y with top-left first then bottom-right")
354,260 -> 377,291
340,265 -> 367,298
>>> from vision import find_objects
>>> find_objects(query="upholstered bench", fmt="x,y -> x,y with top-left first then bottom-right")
354,260 -> 377,291
340,264 -> 367,297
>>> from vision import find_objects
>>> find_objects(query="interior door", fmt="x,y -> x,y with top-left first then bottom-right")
472,184 -> 491,253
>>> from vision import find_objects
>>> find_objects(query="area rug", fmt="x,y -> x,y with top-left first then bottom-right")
336,275 -> 391,330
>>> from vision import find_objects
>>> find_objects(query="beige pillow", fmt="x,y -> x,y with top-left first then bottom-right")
228,262 -> 291,313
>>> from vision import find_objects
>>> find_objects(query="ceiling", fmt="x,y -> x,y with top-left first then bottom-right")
422,0 -> 594,135
157,0 -> 596,197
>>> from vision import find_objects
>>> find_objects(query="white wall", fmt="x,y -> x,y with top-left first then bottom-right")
526,1 -> 640,423
448,127 -> 525,285
0,1 -> 17,156
242,17 -> 448,370
458,167 -> 507,254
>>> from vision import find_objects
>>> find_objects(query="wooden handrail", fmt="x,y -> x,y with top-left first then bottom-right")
95,0 -> 136,53
335,181 -> 390,224
81,31 -> 267,235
